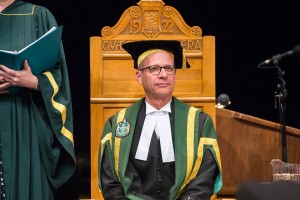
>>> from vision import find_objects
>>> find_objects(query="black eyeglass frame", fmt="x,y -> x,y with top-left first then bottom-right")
138,65 -> 176,75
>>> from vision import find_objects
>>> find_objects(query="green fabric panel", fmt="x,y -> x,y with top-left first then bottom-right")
115,99 -> 143,198
169,97 -> 190,199
201,115 -> 218,139
194,110 -> 201,160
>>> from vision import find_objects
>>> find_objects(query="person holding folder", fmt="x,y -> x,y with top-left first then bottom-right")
0,1 -> 75,200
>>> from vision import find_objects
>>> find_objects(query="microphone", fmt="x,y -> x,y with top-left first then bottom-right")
215,94 -> 231,108
258,44 -> 300,67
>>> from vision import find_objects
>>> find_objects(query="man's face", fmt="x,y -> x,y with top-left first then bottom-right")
135,51 -> 176,100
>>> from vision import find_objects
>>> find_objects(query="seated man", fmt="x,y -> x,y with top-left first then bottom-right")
98,40 -> 222,200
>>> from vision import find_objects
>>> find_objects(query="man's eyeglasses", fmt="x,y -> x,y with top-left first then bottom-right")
138,65 -> 176,75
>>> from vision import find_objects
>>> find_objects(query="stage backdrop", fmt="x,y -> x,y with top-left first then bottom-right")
26,0 -> 300,199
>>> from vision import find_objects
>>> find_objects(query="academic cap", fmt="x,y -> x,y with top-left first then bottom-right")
122,40 -> 191,69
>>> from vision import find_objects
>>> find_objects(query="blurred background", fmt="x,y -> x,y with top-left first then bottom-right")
27,0 -> 300,199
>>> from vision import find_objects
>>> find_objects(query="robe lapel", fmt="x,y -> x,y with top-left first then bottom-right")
169,97 -> 201,199
112,99 -> 144,195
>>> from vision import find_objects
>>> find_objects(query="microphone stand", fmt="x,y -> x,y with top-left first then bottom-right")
258,61 -> 288,163
275,63 -> 288,163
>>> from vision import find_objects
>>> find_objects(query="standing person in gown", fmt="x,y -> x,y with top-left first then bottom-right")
0,0 -> 76,199
98,40 -> 222,200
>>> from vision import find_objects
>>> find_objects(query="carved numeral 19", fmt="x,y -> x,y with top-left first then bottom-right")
129,20 -> 142,34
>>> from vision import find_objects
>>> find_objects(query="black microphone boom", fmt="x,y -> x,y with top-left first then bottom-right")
258,44 -> 300,67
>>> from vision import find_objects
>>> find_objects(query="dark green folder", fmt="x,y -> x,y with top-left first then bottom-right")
0,26 -> 63,95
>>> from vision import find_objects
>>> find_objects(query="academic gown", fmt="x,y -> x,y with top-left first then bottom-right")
99,97 -> 223,200
0,1 -> 75,200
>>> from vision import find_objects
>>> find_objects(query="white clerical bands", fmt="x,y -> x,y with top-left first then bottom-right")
135,101 -> 175,163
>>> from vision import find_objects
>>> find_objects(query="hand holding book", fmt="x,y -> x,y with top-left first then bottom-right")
0,60 -> 39,94
0,26 -> 63,95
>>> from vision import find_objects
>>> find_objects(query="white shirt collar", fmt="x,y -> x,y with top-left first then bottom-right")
145,100 -> 171,114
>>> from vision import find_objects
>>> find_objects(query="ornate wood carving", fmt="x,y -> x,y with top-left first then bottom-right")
101,0 -> 202,39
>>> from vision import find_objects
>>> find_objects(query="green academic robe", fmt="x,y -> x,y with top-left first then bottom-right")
0,1 -> 75,200
99,97 -> 222,200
